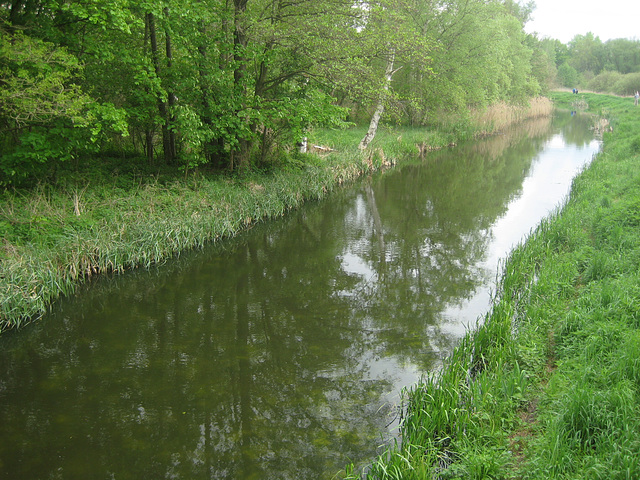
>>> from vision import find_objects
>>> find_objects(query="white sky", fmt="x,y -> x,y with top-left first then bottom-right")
524,0 -> 640,44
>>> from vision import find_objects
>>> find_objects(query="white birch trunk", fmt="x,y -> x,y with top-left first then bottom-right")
359,50 -> 396,150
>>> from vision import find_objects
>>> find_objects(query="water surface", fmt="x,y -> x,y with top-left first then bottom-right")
0,112 -> 599,479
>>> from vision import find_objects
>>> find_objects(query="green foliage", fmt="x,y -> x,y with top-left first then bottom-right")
1,121 -> 84,181
538,34 -> 640,89
586,70 -> 623,93
393,0 -> 540,125
568,33 -> 604,76
0,28 -> 89,127
0,28 -> 89,183
611,72 -> 640,96
0,23 -> 134,184
0,0 -> 550,181
557,62 -> 579,88
528,43 -> 556,94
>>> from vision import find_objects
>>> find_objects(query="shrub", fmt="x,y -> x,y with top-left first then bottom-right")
587,71 -> 623,93
612,72 -> 640,96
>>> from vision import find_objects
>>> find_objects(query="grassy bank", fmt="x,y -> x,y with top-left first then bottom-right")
345,93 -> 640,479
0,98 -> 551,332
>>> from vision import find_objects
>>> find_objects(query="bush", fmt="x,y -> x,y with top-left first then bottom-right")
612,72 -> 640,96
587,71 -> 623,93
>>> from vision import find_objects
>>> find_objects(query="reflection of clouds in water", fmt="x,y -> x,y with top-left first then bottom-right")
548,134 -> 565,149
340,252 -> 374,278
343,194 -> 373,236
440,134 -> 600,342
338,252 -> 377,297
339,192 -> 378,280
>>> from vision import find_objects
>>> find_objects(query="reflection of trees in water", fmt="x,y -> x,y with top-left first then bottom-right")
555,110 -> 601,147
0,114 -> 571,479
333,117 -> 553,364
470,115 -> 552,159
0,219 -> 395,479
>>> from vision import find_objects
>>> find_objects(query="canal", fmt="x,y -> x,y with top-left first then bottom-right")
0,112 -> 599,479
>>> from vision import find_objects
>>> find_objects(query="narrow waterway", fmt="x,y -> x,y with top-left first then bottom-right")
0,112 -> 599,480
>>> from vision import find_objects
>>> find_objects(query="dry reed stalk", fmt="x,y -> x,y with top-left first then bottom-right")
471,98 -> 554,135
72,189 -> 84,216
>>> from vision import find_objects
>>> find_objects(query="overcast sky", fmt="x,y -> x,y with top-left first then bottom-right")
524,0 -> 640,44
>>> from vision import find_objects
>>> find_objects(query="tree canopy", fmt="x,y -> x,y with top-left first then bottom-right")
1,0 -> 545,185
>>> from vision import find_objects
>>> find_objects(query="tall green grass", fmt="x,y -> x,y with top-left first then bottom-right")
0,162 -> 349,330
345,92 -> 640,479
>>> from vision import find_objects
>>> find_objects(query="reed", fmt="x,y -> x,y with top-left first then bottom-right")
471,97 -> 554,135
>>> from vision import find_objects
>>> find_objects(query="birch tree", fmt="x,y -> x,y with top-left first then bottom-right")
359,49 -> 398,150
354,0 -> 433,149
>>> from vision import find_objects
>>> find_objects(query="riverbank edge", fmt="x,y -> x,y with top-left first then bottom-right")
0,98 -> 551,333
346,93 -> 640,478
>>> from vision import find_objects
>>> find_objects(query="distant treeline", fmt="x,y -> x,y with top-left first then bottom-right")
540,33 -> 640,94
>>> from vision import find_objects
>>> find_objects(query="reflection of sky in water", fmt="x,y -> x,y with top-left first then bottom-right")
441,136 -> 601,336
338,193 -> 426,416
338,246 -> 420,400
340,252 -> 375,279
332,132 -> 602,442
339,134 -> 601,373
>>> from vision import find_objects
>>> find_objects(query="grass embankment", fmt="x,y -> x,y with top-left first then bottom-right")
0,98 -> 551,332
346,92 -> 640,479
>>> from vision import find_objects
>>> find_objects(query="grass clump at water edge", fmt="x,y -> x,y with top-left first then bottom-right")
0,159 -> 363,331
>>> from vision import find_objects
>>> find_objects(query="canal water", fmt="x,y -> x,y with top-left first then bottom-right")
0,112 -> 599,479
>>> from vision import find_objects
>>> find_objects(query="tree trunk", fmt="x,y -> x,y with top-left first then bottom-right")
145,129 -> 154,163
359,50 -> 396,150
233,0 -> 251,170
164,7 -> 177,162
147,12 -> 174,165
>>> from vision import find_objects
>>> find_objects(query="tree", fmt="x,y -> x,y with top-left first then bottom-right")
568,32 -> 604,76
390,0 -> 539,127
601,38 -> 640,74
557,62 -> 579,88
0,0 -> 134,182
359,49 -> 398,150
0,25 -> 93,182
222,0 -> 377,168
355,0 -> 434,149
527,36 -> 557,92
